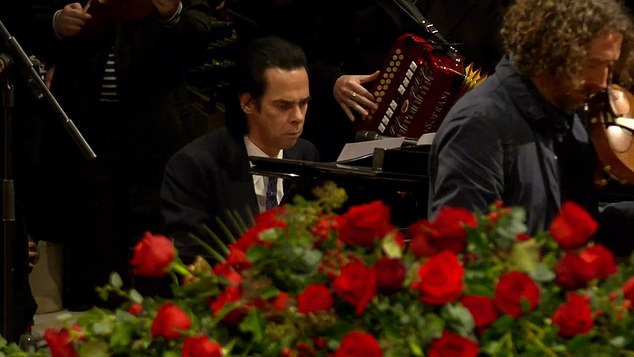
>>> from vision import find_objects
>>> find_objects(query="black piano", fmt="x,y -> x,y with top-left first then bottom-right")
250,145 -> 430,227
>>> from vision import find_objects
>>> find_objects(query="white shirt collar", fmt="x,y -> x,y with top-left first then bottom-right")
244,136 -> 283,213
244,136 -> 283,159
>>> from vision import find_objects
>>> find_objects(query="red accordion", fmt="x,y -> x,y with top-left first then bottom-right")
355,34 -> 480,138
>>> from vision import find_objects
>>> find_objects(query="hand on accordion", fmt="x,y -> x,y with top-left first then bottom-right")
333,71 -> 380,122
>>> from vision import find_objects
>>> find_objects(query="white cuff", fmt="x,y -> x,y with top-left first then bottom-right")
52,10 -> 63,39
164,2 -> 183,24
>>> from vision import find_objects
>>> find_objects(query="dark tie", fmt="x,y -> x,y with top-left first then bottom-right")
265,177 -> 278,210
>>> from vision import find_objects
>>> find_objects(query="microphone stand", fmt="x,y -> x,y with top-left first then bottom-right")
1,59 -> 16,342
0,19 -> 96,341
0,21 -> 96,160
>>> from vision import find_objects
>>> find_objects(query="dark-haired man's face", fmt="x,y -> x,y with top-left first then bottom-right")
246,67 -> 310,157
551,31 -> 623,111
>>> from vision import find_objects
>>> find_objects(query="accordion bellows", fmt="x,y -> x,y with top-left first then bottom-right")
355,34 -> 486,139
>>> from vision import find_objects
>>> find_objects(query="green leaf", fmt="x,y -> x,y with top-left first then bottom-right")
510,239 -> 540,273
97,287 -> 109,302
129,289 -> 143,304
247,244 -> 269,263
419,314 -> 445,344
610,336 -> 626,348
301,249 -> 322,268
442,304 -> 475,337
259,228 -> 280,242
492,207 -> 526,250
482,340 -> 502,356
109,322 -> 134,352
114,309 -> 133,322
259,287 -> 280,300
55,313 -> 76,322
382,233 -> 403,259
407,335 -> 424,356
93,320 -> 114,336
529,263 -> 555,282
239,308 -> 266,342
110,272 -> 123,289
78,341 -> 109,357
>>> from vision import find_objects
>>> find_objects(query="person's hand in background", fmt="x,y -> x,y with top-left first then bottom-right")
333,71 -> 380,122
54,2 -> 91,38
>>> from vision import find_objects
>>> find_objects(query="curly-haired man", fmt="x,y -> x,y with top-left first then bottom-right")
428,0 -> 634,254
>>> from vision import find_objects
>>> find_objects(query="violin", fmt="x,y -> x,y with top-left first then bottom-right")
585,83 -> 634,186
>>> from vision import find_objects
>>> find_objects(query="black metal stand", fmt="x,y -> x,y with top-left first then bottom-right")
0,19 -> 96,341
1,69 -> 16,342
0,21 -> 96,160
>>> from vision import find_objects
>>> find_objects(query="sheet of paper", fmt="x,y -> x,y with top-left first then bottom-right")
417,133 -> 436,146
336,137 -> 405,162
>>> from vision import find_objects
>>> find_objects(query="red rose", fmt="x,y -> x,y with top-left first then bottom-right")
150,302 -> 191,340
313,336 -> 327,350
182,335 -> 223,357
213,263 -> 242,286
555,252 -> 595,290
209,286 -> 245,325
334,331 -> 382,357
552,294 -> 594,338
333,261 -> 377,315
231,207 -> 286,252
409,207 -> 475,257
623,277 -> 634,304
338,201 -> 393,246
297,284 -> 333,314
412,251 -> 464,305
44,328 -> 77,357
516,233 -> 531,241
127,303 -> 143,316
408,223 -> 438,258
225,247 -> 252,272
374,258 -> 405,293
460,295 -> 499,331
494,272 -> 540,318
130,231 -> 175,278
428,330 -> 479,357
549,201 -> 598,250
270,291 -> 292,312
430,206 -> 476,250
580,244 -> 617,279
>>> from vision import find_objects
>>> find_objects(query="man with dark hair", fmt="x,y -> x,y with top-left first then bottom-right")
161,36 -> 319,260
428,0 -> 634,253
228,0 -> 507,161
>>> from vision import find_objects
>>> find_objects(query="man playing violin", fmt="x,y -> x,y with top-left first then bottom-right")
429,0 -> 634,255
30,0 -> 213,310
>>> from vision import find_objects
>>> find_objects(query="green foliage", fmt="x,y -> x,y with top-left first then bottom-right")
4,186 -> 634,356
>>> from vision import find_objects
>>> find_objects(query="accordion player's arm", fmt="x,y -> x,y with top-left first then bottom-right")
333,71 -> 381,122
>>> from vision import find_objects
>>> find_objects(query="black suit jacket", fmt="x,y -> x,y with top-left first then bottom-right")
161,127 -> 319,258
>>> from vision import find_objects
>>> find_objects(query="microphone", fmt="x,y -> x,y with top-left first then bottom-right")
0,53 -> 11,74
354,130 -> 419,146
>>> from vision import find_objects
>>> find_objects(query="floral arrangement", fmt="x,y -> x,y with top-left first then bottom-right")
4,183 -> 634,356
